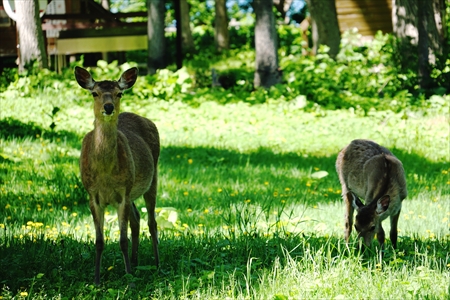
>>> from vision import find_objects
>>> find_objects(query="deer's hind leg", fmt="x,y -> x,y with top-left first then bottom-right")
389,208 -> 401,249
130,202 -> 140,266
343,191 -> 355,243
117,191 -> 132,275
144,172 -> 159,267
89,193 -> 105,285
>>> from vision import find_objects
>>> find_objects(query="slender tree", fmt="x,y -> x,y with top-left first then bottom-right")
417,0 -> 431,89
214,0 -> 229,51
180,0 -> 194,53
305,0 -> 340,58
147,0 -> 167,74
253,0 -> 281,88
392,0 -> 447,88
273,0 -> 294,24
101,0 -> 110,10
15,0 -> 48,72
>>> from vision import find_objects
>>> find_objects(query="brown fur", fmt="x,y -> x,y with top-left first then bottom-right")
336,139 -> 407,249
75,66 -> 160,285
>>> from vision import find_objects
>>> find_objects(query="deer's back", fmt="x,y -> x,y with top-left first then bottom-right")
336,139 -> 406,204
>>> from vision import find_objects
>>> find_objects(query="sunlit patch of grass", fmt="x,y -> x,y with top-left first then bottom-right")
0,92 -> 449,298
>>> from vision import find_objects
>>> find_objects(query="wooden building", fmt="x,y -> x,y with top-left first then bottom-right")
0,0 -> 147,71
336,0 -> 393,37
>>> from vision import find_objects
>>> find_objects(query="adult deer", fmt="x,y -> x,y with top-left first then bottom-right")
336,139 -> 407,249
75,66 -> 160,284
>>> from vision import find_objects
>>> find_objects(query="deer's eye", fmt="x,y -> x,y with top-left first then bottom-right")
370,225 -> 376,232
92,92 -> 98,97
117,92 -> 123,98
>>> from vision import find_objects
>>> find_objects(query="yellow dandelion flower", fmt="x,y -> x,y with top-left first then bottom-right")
5,204 -> 11,209
0,224 -> 4,229
306,182 -> 311,187
108,266 -> 114,271
72,212 -> 78,217
187,208 -> 192,213
198,224 -> 203,227
244,199 -> 251,203
217,188 -> 223,193
203,209 -> 209,214
264,181 -> 269,186
20,291 -> 28,297
285,187 -> 290,191
62,206 -> 68,210
188,159 -> 193,164
183,191 -> 189,196
182,223 -> 189,228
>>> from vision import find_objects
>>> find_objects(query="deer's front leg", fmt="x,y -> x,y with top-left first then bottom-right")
90,194 -> 105,285
344,192 -> 355,243
376,225 -> 386,249
129,202 -> 140,266
117,192 -> 132,274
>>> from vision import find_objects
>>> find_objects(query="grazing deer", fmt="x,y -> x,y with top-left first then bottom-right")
75,66 -> 160,284
336,139 -> 407,249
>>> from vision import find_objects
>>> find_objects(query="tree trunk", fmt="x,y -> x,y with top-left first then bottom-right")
253,0 -> 281,89
180,0 -> 194,53
214,0 -> 229,51
273,0 -> 294,24
392,0 -> 446,61
15,0 -> 48,72
305,0 -> 340,58
417,0 -> 431,89
147,0 -> 166,74
101,0 -> 110,11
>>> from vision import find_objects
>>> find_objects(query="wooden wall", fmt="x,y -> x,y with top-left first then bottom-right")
336,0 -> 393,37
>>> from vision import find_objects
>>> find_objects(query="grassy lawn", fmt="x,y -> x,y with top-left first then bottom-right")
0,84 -> 449,299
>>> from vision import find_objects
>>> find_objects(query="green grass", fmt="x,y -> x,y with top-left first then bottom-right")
0,86 -> 449,299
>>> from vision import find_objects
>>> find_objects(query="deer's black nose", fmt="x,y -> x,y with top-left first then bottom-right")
104,103 -> 114,115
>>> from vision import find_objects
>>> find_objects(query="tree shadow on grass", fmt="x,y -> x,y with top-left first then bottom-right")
0,231 -> 447,298
0,117 -> 82,148
160,145 -> 448,202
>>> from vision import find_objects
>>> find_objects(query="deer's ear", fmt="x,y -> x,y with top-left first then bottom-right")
118,67 -> 138,90
74,66 -> 95,90
350,193 -> 364,211
376,195 -> 390,214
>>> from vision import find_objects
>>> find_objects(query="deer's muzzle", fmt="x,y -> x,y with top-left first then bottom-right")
103,103 -> 114,116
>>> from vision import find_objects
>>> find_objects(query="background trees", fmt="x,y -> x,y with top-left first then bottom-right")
392,0 -> 448,89
214,0 -> 230,51
304,0 -> 340,58
253,0 -> 280,88
147,0 -> 166,74
15,0 -> 48,72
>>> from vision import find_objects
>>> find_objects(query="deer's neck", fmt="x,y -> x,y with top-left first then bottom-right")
93,120 -> 119,163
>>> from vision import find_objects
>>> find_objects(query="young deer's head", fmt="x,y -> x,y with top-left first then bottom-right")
351,193 -> 390,246
74,67 -> 138,122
